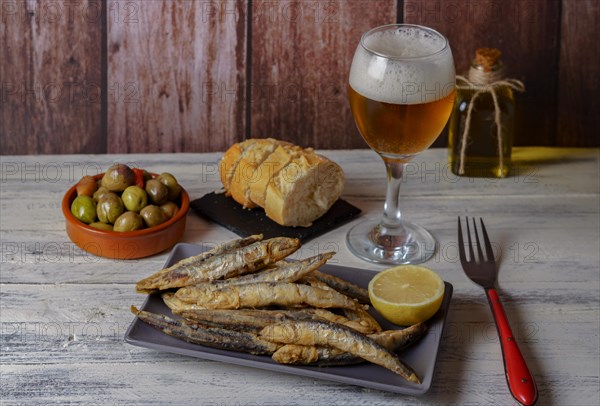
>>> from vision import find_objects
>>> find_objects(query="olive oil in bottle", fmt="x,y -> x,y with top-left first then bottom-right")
448,48 -> 516,178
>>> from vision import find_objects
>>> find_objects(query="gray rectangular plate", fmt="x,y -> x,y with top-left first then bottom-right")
125,243 -> 453,395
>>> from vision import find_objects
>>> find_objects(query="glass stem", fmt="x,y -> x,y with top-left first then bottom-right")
382,159 -> 405,229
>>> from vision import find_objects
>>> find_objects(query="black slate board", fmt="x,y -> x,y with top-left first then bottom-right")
190,192 -> 361,243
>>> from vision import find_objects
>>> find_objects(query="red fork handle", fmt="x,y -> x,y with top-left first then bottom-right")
486,288 -> 538,405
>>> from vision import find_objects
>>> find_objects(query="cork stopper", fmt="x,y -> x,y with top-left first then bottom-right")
474,48 -> 501,72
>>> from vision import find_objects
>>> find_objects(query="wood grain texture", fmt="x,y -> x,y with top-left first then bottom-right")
0,149 -> 598,405
1,0 -> 103,154
250,0 -> 396,149
2,1 -> 600,155
107,0 -> 247,153
557,0 -> 599,147
404,0 -> 561,147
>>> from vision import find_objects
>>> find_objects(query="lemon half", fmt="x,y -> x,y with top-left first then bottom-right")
368,265 -> 445,326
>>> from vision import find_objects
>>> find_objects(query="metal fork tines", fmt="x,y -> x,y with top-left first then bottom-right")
458,217 -> 497,289
457,216 -> 538,406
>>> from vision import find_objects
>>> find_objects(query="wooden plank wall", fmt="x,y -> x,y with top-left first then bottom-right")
1,0 -> 598,154
250,0 -> 396,149
557,0 -> 599,147
1,0 -> 103,154
404,0 -> 561,147
107,0 -> 246,153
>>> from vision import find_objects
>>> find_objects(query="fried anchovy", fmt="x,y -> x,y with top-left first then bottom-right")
200,252 -> 335,289
300,275 -> 331,290
163,292 -> 208,313
272,322 -> 428,367
310,309 -> 378,335
174,282 -> 364,311
130,306 -> 279,355
174,307 -> 375,334
295,280 -> 380,333
135,237 -> 300,292
166,235 -> 263,270
175,308 -> 320,332
260,320 -> 420,383
341,308 -> 382,333
311,270 -> 370,304
136,235 -> 263,293
373,323 -> 428,353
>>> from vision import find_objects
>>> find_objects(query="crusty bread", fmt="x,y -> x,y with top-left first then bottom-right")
248,144 -> 302,208
219,139 -> 345,227
219,140 -> 251,193
228,138 -> 285,208
264,151 -> 344,227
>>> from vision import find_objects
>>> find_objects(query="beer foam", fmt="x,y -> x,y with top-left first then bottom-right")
349,26 -> 455,105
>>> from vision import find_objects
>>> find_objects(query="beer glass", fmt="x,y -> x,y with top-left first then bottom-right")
347,24 -> 455,264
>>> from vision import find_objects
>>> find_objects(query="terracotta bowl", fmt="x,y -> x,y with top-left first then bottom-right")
62,174 -> 189,260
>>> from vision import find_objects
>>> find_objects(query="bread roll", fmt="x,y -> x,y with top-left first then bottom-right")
219,139 -> 250,192
249,144 -> 302,208
219,146 -> 239,191
219,139 -> 345,227
228,138 -> 286,208
264,150 -> 345,227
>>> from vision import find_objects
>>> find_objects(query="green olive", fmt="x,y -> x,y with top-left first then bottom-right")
122,186 -> 148,212
158,173 -> 181,201
93,186 -> 110,202
160,201 -> 179,219
113,211 -> 144,232
97,194 -> 124,224
89,222 -> 113,231
140,205 -> 167,228
101,163 -> 135,192
71,196 -> 97,224
145,179 -> 169,205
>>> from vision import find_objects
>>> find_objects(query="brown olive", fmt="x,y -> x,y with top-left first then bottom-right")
101,163 -> 135,192
89,222 -> 113,231
157,173 -> 181,201
160,201 -> 179,219
113,211 -> 144,232
93,186 -> 110,202
140,205 -> 167,228
76,176 -> 98,197
145,179 -> 169,205
142,169 -> 152,182
97,193 -> 124,224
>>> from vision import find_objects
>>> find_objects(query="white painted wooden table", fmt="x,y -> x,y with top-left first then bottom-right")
1,148 -> 599,405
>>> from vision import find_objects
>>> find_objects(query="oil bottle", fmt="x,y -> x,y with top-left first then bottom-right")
448,48 -> 517,178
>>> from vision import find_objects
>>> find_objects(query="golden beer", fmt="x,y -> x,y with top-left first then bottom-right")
348,24 -> 455,159
345,24 -> 456,265
349,86 -> 455,156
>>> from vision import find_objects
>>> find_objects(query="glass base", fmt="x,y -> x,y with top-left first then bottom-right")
346,219 -> 437,265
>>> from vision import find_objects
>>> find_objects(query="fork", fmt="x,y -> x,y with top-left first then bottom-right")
458,217 -> 538,406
